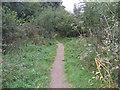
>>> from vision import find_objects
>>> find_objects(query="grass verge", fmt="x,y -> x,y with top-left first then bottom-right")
58,37 -> 101,88
2,39 -> 56,88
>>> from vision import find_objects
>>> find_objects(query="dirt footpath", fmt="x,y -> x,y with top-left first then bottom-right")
49,41 -> 71,88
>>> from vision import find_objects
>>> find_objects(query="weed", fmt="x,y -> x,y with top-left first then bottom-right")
2,40 -> 56,88
58,37 -> 101,88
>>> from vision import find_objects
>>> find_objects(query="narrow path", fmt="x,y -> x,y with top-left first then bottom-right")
49,41 -> 71,88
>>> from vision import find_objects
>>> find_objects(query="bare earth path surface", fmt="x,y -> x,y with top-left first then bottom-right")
49,41 -> 71,88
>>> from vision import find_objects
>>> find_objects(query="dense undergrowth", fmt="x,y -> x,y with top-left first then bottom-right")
2,38 -> 56,88
58,36 -> 118,88
58,37 -> 100,88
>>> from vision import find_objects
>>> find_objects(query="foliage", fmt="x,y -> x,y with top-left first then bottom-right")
2,6 -> 19,44
74,2 -> 119,88
55,8 -> 80,37
2,39 -> 56,88
2,1 -> 119,88
40,2 -> 62,9
58,37 -> 101,88
2,3 -> 58,88
2,2 -> 82,50
2,2 -> 62,19
32,7 -> 82,38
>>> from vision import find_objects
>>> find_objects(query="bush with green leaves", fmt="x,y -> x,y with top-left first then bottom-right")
33,7 -> 82,38
2,6 -> 19,44
74,2 -> 119,87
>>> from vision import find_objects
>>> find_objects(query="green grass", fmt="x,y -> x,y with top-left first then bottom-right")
2,39 -> 56,88
58,37 -> 101,88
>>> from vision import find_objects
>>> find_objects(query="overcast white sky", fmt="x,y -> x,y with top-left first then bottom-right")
62,0 -> 119,13
62,0 -> 82,13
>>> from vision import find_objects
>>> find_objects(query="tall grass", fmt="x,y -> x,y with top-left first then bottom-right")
2,38 -> 56,88
58,37 -> 101,88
